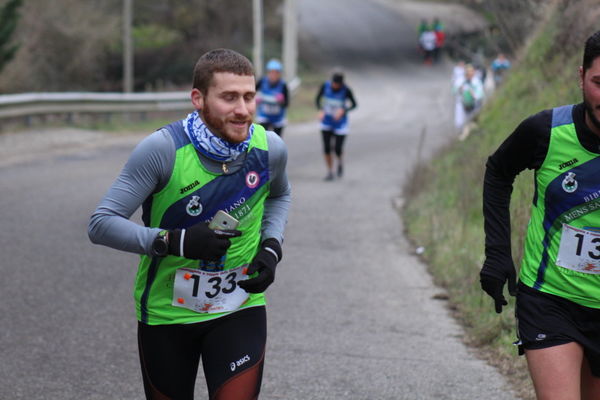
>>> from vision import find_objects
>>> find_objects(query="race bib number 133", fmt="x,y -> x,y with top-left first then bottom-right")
172,265 -> 250,313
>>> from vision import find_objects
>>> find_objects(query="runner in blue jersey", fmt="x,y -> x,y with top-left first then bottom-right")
255,59 -> 289,137
89,49 -> 291,400
481,31 -> 600,399
315,71 -> 357,181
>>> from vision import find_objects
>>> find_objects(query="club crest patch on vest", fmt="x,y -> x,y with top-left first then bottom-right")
245,171 -> 260,189
186,195 -> 203,216
562,172 -> 578,193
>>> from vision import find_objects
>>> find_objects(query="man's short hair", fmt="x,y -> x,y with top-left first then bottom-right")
192,49 -> 254,94
583,31 -> 600,71
332,72 -> 344,84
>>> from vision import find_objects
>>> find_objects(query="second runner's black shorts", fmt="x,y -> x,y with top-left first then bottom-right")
515,282 -> 600,377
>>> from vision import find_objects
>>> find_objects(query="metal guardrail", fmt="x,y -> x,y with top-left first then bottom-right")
0,91 -> 191,119
0,77 -> 300,121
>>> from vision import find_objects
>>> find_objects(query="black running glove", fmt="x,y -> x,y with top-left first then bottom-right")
238,238 -> 282,293
168,222 -> 241,261
480,259 -> 517,314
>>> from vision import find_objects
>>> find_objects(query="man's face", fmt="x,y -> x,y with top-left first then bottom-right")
191,72 -> 256,144
465,66 -> 475,80
267,69 -> 281,83
581,57 -> 600,135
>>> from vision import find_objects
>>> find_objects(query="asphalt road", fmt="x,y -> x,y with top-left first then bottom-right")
0,1 -> 519,399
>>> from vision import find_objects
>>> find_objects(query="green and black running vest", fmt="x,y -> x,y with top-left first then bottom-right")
135,122 -> 270,324
520,104 -> 600,308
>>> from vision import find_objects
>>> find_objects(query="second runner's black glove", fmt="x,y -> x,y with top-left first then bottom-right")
480,256 -> 517,314
168,222 -> 241,261
239,238 -> 282,293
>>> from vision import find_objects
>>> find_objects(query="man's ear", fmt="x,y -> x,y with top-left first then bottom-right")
579,66 -> 584,90
191,88 -> 204,110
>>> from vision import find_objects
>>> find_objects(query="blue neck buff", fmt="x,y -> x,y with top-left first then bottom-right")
183,110 -> 253,162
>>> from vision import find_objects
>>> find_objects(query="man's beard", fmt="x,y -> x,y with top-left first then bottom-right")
201,101 -> 250,144
201,102 -> 226,137
583,94 -> 600,133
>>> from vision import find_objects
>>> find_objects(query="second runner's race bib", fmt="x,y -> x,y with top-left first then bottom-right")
556,224 -> 600,274
172,265 -> 250,313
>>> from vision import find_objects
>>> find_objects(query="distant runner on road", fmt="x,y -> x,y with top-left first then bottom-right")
88,48 -> 291,400
316,70 -> 357,181
256,58 -> 289,137
481,30 -> 600,400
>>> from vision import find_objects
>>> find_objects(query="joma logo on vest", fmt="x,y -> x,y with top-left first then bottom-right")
180,180 -> 200,194
558,158 -> 578,170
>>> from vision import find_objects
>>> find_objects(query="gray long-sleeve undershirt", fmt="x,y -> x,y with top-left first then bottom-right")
88,125 -> 291,256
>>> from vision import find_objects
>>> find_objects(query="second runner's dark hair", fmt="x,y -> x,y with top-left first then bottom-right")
583,30 -> 600,71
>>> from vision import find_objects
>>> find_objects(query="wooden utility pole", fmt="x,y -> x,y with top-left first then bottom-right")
283,0 -> 298,88
253,0 -> 264,77
123,0 -> 133,93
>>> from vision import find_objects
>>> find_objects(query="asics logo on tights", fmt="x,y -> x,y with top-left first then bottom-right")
230,354 -> 251,371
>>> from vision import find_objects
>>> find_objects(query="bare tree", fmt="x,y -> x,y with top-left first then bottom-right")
0,0 -> 282,92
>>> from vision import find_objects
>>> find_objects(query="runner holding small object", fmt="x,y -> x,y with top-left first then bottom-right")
89,48 -> 291,400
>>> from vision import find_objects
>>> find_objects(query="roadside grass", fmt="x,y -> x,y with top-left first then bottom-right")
287,67 -> 324,124
402,11 -> 580,400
